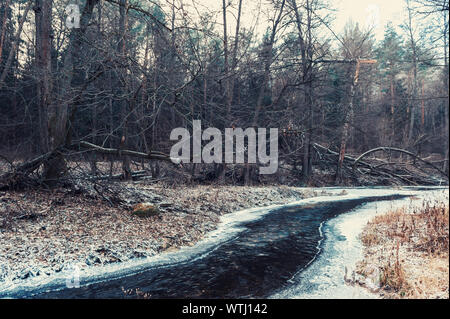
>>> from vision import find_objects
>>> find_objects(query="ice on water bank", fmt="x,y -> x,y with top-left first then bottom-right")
0,186 -> 446,298
270,188 -> 448,299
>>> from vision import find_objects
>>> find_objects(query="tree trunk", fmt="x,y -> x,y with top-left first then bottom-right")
43,0 -> 99,182
34,0 -> 58,180
335,97 -> 354,184
292,0 -> 314,183
0,0 -> 11,67
0,1 -> 32,89
336,65 -> 357,184
443,10 -> 449,173
406,0 -> 418,147
119,0 -> 132,180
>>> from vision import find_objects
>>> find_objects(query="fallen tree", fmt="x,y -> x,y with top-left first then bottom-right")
1,141 -> 447,190
0,141 -> 176,190
76,141 -> 173,163
0,151 -> 56,189
313,143 -> 448,185
352,147 -> 449,179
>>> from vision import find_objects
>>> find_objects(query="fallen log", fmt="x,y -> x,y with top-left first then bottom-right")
313,143 -> 445,185
82,170 -> 148,181
76,141 -> 175,163
313,143 -> 374,170
0,142 -> 178,190
353,147 -> 449,180
0,151 -> 56,189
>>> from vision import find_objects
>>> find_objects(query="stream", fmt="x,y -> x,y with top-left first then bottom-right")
1,187 -> 447,299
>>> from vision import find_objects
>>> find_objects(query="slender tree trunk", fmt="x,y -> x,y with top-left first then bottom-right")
0,0 -> 32,89
406,0 -> 418,147
119,0 -> 132,180
0,0 -> 11,66
443,10 -> 449,173
292,0 -> 314,183
390,77 -> 395,148
420,80 -> 425,132
34,0 -> 52,155
303,0 -> 314,182
90,4 -> 104,176
218,0 -> 230,183
336,63 -> 358,184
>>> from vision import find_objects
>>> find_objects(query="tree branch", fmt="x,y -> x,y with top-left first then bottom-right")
353,147 -> 449,179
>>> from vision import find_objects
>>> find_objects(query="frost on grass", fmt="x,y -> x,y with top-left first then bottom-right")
356,192 -> 449,299
0,182 -> 308,284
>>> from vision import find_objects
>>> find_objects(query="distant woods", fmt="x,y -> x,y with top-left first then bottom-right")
0,0 -> 448,187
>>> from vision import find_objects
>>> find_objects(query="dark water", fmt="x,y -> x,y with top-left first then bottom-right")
22,195 -> 406,299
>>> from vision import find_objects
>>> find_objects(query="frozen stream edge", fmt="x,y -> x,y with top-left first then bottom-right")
0,187 -> 447,298
270,187 -> 449,299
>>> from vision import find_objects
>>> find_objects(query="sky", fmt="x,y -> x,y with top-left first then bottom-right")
332,0 -> 406,40
185,0 -> 409,42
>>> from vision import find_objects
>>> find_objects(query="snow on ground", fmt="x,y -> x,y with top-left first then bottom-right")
0,185 -> 447,297
270,188 -> 448,299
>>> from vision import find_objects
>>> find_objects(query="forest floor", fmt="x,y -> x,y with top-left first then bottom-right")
354,194 -> 449,299
0,181 -> 330,285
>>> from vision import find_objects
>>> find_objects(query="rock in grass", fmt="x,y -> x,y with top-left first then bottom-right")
131,203 -> 160,218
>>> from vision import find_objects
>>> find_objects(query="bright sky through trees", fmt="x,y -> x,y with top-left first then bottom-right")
332,0 -> 405,40
190,0 -> 407,42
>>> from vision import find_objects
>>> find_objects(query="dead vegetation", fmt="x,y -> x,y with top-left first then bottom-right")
356,194 -> 449,298
0,181 -> 309,284
0,145 -> 447,194
311,143 -> 448,186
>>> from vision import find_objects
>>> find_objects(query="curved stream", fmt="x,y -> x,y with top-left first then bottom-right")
1,188 -> 446,299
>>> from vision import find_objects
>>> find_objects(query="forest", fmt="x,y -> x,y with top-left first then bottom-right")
0,0 -> 449,301
0,0 -> 448,188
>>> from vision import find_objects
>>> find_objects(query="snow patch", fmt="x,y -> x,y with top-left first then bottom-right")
0,186 -> 446,298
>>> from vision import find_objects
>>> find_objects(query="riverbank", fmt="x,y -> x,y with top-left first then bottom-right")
3,188 -> 429,298
1,184 -> 447,297
0,182 -> 328,287
354,192 -> 449,299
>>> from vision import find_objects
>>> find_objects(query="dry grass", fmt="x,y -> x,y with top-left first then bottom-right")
357,194 -> 449,299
